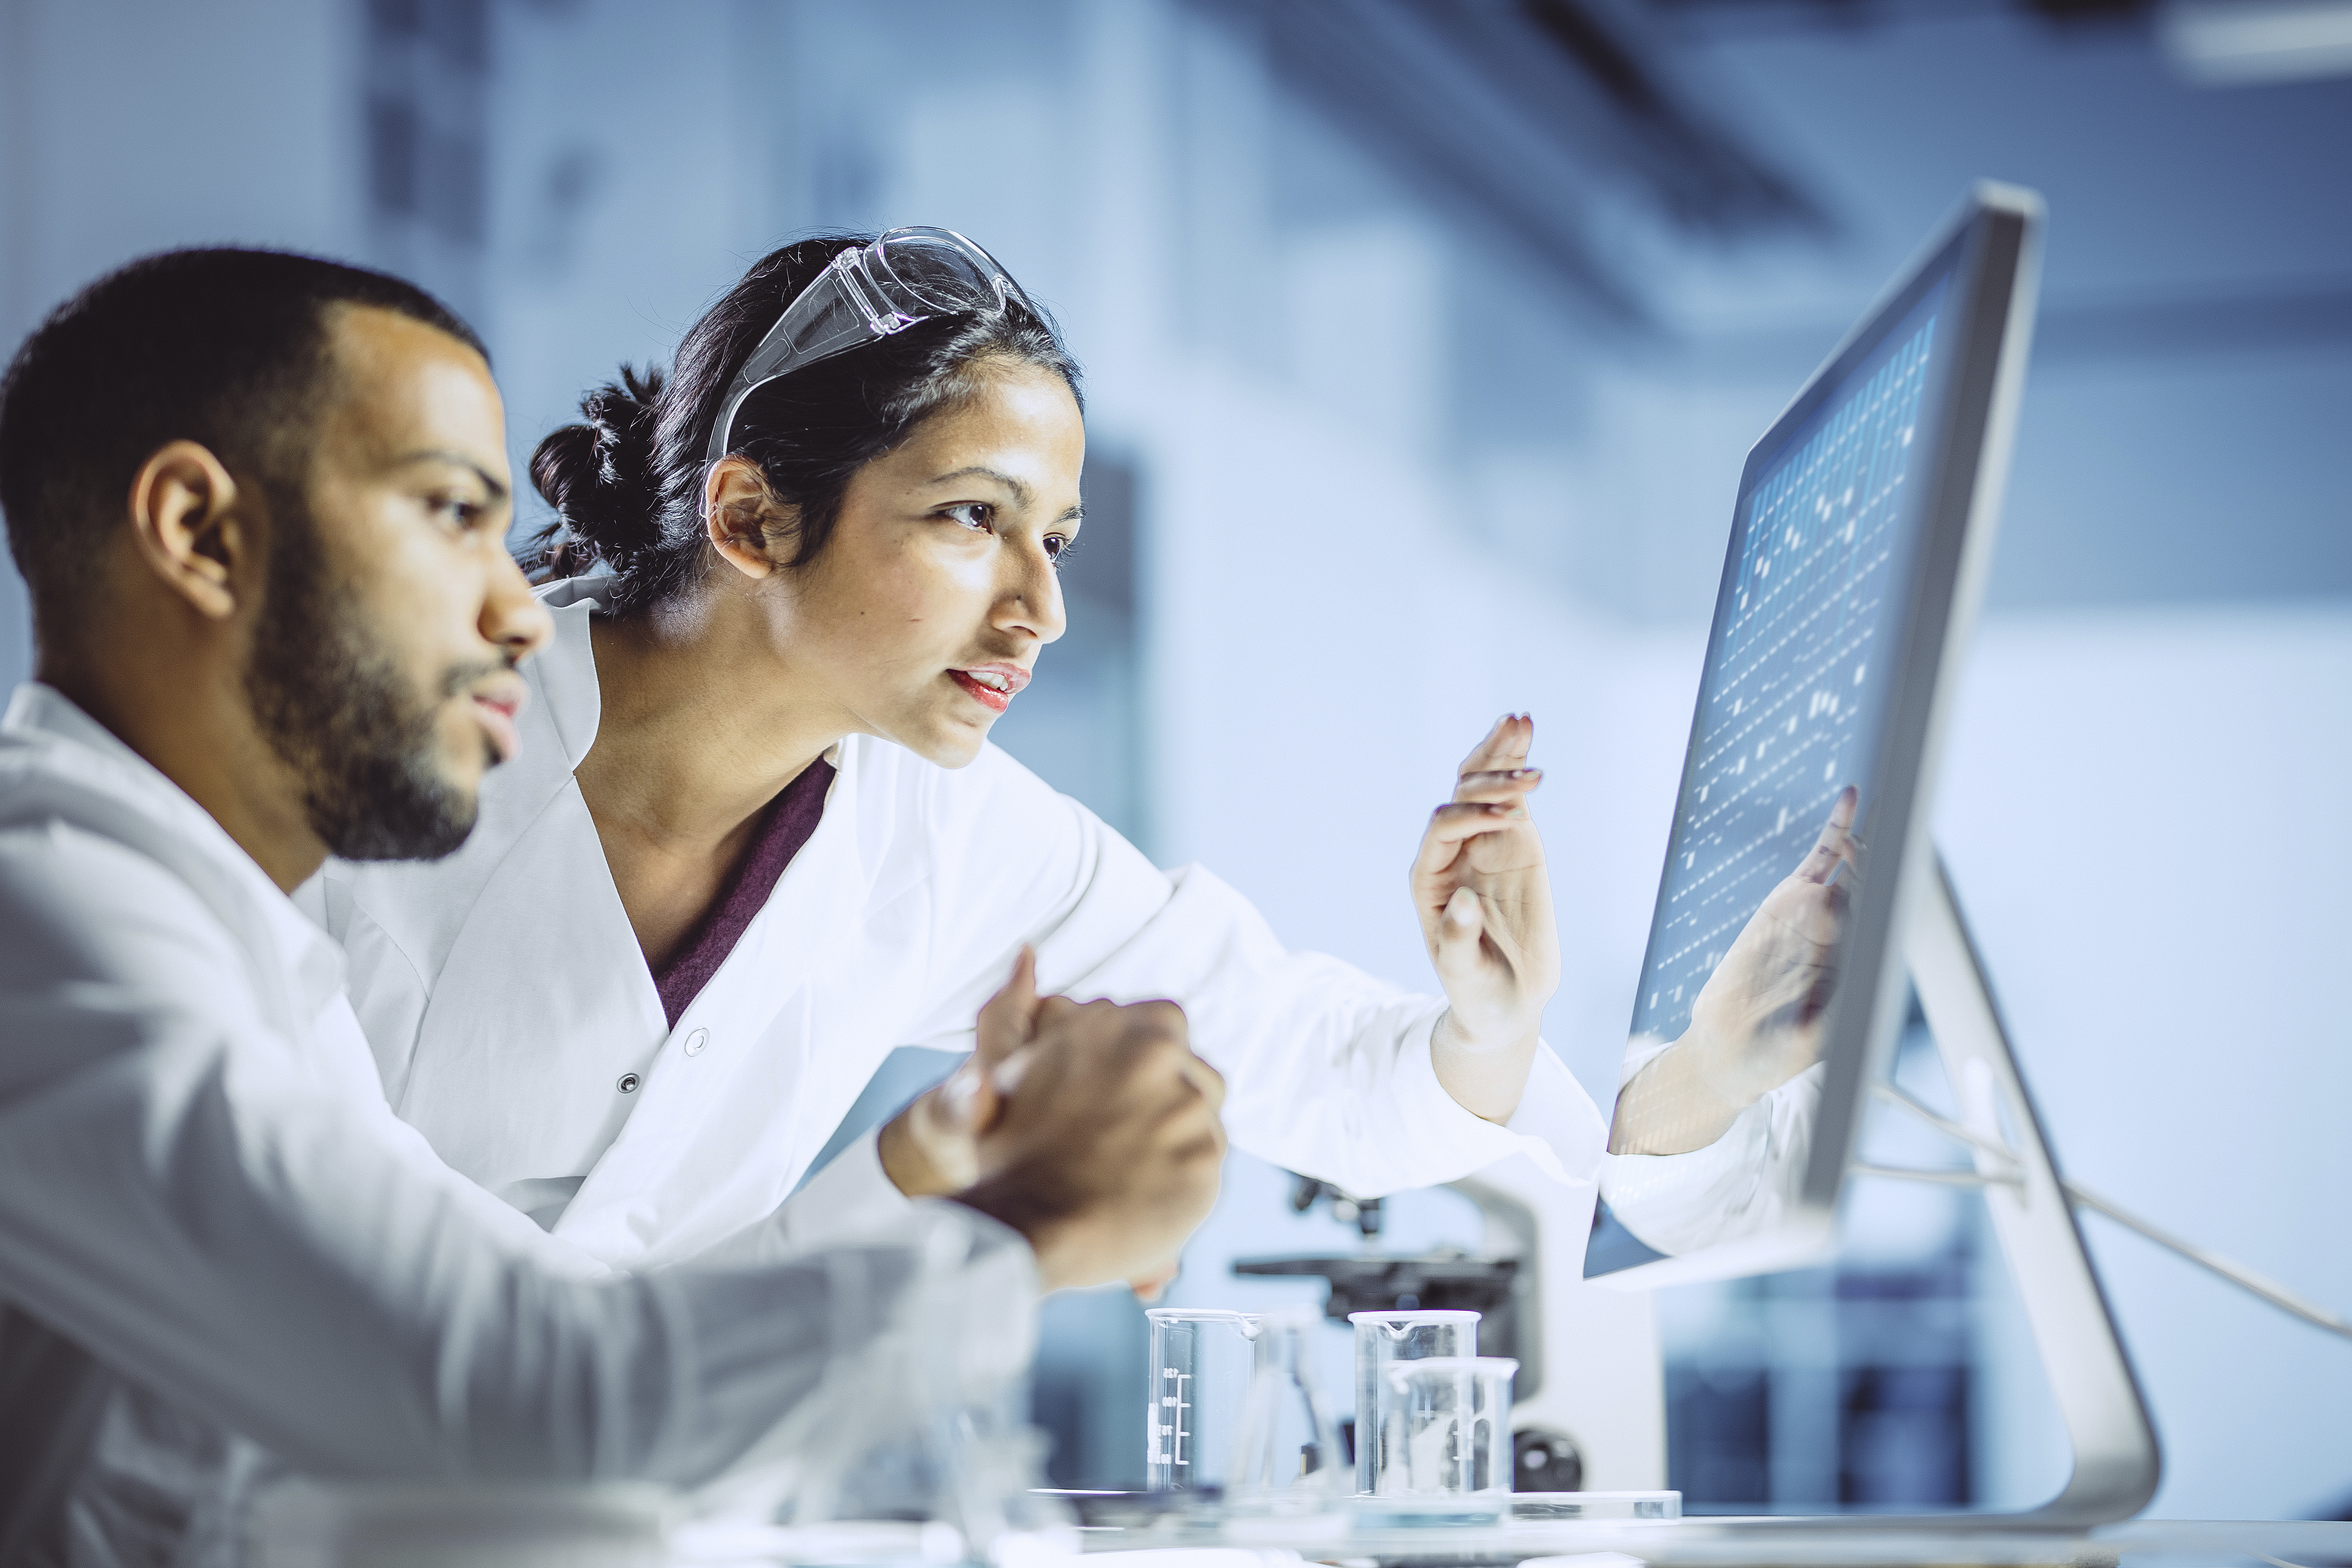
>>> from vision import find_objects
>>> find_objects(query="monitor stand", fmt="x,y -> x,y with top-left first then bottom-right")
1851,850 -> 2162,1528
1666,850 -> 2162,1539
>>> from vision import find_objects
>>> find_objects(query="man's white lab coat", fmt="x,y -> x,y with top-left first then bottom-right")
0,686 -> 1036,1568
304,579 -> 1609,1267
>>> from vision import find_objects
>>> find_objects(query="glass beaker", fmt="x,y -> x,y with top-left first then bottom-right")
1145,1309 -> 1262,1492
1348,1309 -> 1478,1495
1227,1311 -> 1345,1507
1378,1356 -> 1517,1497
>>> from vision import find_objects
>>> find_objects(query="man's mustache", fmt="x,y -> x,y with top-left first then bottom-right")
437,654 -> 521,700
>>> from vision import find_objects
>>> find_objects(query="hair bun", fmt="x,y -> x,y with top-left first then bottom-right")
530,365 -> 665,565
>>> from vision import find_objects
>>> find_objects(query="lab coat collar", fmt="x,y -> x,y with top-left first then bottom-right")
531,575 -> 611,770
0,682 -> 347,1034
525,575 -> 845,774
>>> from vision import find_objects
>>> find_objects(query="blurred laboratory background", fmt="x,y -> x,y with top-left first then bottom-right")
4,0 -> 2346,1522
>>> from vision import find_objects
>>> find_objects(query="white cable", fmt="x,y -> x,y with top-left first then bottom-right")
1866,1079 -> 2352,1345
1849,1161 -> 2021,1189
1871,1081 -> 2019,1168
2063,1179 -> 2352,1344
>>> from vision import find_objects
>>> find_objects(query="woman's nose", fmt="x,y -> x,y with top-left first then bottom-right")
996,543 -> 1067,644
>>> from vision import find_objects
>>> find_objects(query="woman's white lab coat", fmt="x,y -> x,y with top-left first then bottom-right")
302,579 -> 1606,1269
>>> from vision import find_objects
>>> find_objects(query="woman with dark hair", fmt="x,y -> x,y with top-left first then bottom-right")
305,230 -> 1608,1275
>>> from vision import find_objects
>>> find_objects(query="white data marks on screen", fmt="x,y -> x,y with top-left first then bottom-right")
1633,302 -> 1941,1042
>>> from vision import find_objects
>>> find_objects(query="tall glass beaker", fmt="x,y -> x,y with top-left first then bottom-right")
1349,1309 -> 1478,1495
1145,1309 -> 1262,1492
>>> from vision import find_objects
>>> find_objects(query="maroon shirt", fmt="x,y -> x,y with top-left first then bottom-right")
652,758 -> 835,1028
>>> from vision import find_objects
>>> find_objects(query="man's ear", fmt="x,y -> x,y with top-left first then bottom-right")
125,441 -> 253,622
703,456 -> 798,582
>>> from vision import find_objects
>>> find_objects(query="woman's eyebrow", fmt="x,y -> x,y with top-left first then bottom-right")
926,465 -> 1032,505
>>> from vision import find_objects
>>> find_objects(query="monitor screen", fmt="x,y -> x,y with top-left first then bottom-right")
1587,189 -> 2039,1285
1634,279 -> 1947,1052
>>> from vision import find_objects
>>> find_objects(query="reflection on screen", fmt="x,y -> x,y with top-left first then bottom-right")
1590,279 -> 1954,1271
1631,284 -> 1947,1047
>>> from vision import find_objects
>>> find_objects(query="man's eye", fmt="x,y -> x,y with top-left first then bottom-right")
429,494 -> 485,528
943,502 -> 993,533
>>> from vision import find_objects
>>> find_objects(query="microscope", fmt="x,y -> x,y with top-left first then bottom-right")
1231,1153 -> 1665,1493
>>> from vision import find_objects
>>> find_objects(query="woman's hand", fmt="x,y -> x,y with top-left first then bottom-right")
1608,787 -> 1860,1155
1686,785 -> 1860,1096
1413,714 -> 1560,1121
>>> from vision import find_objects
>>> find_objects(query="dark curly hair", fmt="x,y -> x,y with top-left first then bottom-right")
528,233 -> 1082,617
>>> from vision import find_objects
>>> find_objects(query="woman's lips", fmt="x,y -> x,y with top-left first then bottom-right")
948,664 -> 1028,715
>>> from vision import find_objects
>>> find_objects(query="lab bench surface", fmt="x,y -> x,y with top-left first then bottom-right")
1072,1517 -> 2352,1568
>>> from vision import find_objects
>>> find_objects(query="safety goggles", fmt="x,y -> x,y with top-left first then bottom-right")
704,226 -> 1037,465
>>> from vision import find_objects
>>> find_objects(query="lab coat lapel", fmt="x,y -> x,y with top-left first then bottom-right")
385,590 -> 664,1197
552,744 -> 873,1265
395,779 -> 666,1196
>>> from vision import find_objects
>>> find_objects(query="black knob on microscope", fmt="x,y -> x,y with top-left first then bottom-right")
1512,1426 -> 1584,1492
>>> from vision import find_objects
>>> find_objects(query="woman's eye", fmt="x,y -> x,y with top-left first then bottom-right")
943,502 -> 994,534
1043,534 -> 1070,562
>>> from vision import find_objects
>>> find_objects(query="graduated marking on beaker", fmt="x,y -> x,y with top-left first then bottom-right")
1150,1366 -> 1192,1467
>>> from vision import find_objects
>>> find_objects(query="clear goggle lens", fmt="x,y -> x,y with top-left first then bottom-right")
705,227 -> 1033,464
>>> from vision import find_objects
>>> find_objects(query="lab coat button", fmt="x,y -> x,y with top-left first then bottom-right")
684,1029 -> 708,1057
617,1072 -> 641,1094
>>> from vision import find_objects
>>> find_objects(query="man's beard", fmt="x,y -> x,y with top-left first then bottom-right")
244,493 -> 500,862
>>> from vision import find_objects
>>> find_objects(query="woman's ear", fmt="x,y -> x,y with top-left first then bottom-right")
703,456 -> 797,581
125,441 -> 250,621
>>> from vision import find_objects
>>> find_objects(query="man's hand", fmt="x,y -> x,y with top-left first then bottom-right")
1413,714 -> 1560,1122
1609,787 -> 1860,1155
957,994 -> 1226,1293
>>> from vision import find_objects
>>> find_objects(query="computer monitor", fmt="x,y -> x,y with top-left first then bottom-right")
1586,185 -> 2043,1290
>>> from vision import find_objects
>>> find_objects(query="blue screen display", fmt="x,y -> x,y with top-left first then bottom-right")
1628,279 -> 1950,1048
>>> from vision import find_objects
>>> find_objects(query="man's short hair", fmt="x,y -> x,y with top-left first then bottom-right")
0,248 -> 485,641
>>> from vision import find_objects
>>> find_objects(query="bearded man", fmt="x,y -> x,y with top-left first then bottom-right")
0,250 -> 1223,1568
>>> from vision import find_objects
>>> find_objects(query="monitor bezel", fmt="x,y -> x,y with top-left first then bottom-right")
1592,185 -> 2042,1290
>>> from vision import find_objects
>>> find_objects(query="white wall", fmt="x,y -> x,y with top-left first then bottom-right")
0,0 -> 364,690
1937,605 -> 2352,1518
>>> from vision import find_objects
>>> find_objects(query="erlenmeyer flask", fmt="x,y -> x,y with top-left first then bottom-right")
1227,1312 -> 1344,1510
